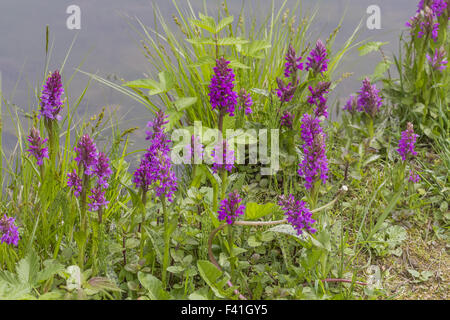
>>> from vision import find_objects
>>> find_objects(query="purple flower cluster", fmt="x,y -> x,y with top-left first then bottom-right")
39,70 -> 64,121
133,157 -> 153,192
68,134 -> 111,211
67,170 -> 83,197
407,6 -> 440,41
88,185 -> 109,212
343,95 -> 358,113
397,122 -> 419,161
409,169 -> 421,183
278,194 -> 316,235
357,78 -> 383,118
94,152 -> 113,189
297,114 -> 329,190
305,40 -> 329,75
417,0 -> 448,17
307,82 -> 331,119
184,135 -> 204,164
0,214 -> 19,246
284,44 -> 303,79
211,140 -> 235,174
280,110 -> 294,129
134,111 -> 177,202
26,127 -> 48,166
238,89 -> 253,115
74,135 -> 98,176
209,57 -> 239,117
217,191 -> 245,225
276,78 -> 296,103
427,47 -> 448,71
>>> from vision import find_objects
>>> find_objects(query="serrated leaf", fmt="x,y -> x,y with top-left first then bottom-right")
190,55 -> 215,68
186,38 -> 216,46
157,71 -> 175,93
238,40 -> 271,59
173,97 -> 197,110
358,41 -> 389,56
16,251 -> 39,286
371,60 -> 392,81
228,59 -> 249,69
189,18 -> 216,34
216,16 -> 234,33
217,37 -> 249,46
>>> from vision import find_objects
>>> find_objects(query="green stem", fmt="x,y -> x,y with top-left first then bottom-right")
78,171 -> 90,269
367,117 -> 374,139
227,224 -> 235,280
139,191 -> 148,259
161,196 -> 170,288
221,169 -> 228,199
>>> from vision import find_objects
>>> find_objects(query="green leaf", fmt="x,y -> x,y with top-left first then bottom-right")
228,59 -> 249,69
165,109 -> 183,131
16,251 -> 39,286
267,224 -> 308,241
123,78 -> 160,90
189,17 -> 216,34
237,40 -> 272,59
363,155 -> 381,167
186,38 -> 216,46
173,97 -> 198,110
123,71 -> 174,95
245,202 -> 276,220
247,236 -> 262,247
358,41 -> 389,56
157,71 -> 175,93
197,260 -> 234,299
217,37 -> 249,46
137,272 -> 171,300
37,260 -> 64,283
216,16 -> 234,33
189,55 -> 216,68
370,60 -> 392,81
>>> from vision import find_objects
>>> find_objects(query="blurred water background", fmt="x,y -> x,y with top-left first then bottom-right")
0,0 -> 416,154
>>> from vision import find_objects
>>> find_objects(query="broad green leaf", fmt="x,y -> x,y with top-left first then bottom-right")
197,260 -> 234,299
247,235 -> 262,247
37,260 -> 64,283
16,251 -> 39,286
157,71 -> 175,93
137,272 -> 171,300
267,224 -> 308,241
244,202 -> 276,220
